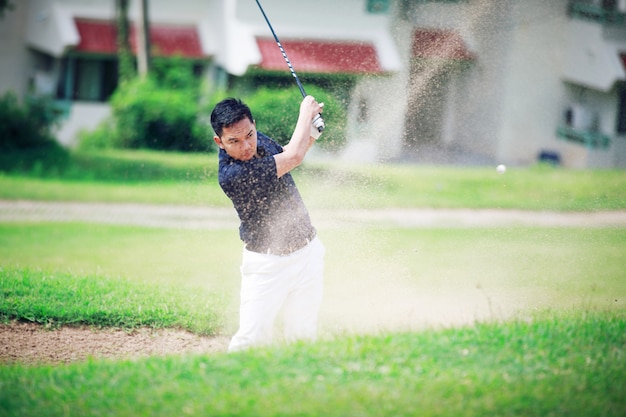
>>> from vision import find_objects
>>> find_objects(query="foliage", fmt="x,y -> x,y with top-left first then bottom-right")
0,92 -> 69,173
81,58 -> 215,153
0,93 -> 61,150
0,311 -> 624,416
109,77 -> 208,152
115,0 -> 135,84
76,118 -> 120,151
240,85 -> 347,150
0,0 -> 14,18
151,57 -> 199,90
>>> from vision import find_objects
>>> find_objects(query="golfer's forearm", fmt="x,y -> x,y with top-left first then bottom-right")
274,117 -> 315,177
290,115 -> 316,155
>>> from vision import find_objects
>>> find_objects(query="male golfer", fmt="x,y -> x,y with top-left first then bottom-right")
210,96 -> 325,352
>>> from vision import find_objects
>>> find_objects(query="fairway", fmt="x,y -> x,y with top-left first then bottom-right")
320,226 -> 626,334
1,153 -> 625,416
1,219 -> 624,338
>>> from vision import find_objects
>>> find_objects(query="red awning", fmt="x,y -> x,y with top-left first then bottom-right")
412,29 -> 474,60
621,53 -> 626,71
73,18 -> 205,58
256,38 -> 383,74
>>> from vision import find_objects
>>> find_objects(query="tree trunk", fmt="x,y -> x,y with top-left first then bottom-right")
116,0 -> 135,84
137,0 -> 150,77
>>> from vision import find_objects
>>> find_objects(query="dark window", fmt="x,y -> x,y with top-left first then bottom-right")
357,97 -> 369,123
568,0 -> 625,24
617,85 -> 626,134
56,57 -> 118,102
367,0 -> 389,13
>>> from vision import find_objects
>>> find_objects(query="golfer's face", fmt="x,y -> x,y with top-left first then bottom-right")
216,118 -> 258,161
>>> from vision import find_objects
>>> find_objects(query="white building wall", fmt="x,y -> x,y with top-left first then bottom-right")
497,0 -> 569,166
453,0 -> 514,161
0,3 -> 30,100
54,102 -> 111,147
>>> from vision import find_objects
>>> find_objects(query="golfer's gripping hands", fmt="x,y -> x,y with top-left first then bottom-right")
276,96 -> 324,178
302,95 -> 324,140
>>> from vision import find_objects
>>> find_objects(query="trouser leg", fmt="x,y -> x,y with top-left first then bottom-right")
282,237 -> 325,343
228,237 -> 325,352
228,250 -> 288,352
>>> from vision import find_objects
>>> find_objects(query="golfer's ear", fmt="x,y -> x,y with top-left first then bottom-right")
213,136 -> 224,149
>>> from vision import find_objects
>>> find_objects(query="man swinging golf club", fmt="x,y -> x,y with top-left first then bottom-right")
210,95 -> 325,352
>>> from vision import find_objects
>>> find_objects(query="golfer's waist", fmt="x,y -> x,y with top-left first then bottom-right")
245,232 -> 316,256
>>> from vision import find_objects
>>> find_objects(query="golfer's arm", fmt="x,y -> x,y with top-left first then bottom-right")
274,115 -> 316,178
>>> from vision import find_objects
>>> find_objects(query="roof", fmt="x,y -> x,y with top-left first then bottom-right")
412,29 -> 475,60
73,18 -> 205,59
255,38 -> 384,74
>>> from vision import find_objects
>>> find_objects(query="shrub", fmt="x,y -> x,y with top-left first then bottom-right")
0,92 -> 69,174
77,118 -> 120,151
0,93 -> 60,150
83,58 -> 215,153
110,76 -> 211,152
240,85 -> 347,150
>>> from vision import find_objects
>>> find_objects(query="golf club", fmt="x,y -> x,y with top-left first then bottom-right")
254,0 -> 325,133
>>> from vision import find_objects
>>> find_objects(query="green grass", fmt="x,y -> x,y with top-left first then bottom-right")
0,310 -> 624,417
1,149 -> 625,416
0,174 -> 230,206
1,149 -> 218,182
0,223 -> 241,290
0,267 -> 222,335
336,163 -> 626,210
1,149 -> 625,210
1,223 -> 625,336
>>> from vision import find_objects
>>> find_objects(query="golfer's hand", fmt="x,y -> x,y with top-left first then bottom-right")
301,96 -> 324,139
301,95 -> 323,119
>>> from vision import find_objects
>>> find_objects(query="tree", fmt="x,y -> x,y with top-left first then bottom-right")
115,0 -> 135,84
136,0 -> 151,77
0,0 -> 14,18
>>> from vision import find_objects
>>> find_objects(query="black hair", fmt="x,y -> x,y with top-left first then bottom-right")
210,98 -> 254,138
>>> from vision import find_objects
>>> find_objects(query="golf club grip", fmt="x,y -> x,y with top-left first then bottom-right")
313,114 -> 325,132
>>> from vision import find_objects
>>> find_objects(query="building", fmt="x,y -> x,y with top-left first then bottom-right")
1,0 -> 624,168
349,0 -> 626,167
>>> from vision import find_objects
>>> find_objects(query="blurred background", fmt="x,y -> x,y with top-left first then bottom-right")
0,0 -> 625,168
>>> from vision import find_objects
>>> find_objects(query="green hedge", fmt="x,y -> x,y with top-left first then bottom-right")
0,92 -> 69,174
80,58 -> 215,153
241,85 -> 347,150
110,77 -> 211,152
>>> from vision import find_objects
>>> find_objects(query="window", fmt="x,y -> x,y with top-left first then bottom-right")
366,0 -> 389,13
357,97 -> 369,124
56,57 -> 118,102
568,0 -> 626,25
618,85 -> 626,134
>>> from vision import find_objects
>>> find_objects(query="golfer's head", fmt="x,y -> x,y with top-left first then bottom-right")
211,98 -> 258,161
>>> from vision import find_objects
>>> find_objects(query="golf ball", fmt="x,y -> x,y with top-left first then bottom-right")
496,164 -> 506,174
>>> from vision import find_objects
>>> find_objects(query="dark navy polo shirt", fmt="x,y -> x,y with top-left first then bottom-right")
218,132 -> 315,252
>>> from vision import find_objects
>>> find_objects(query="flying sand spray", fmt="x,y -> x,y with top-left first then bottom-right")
254,0 -> 325,135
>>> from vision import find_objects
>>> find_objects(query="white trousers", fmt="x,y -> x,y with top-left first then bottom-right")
228,236 -> 325,352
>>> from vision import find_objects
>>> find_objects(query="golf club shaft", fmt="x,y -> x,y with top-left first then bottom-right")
254,0 -> 324,132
